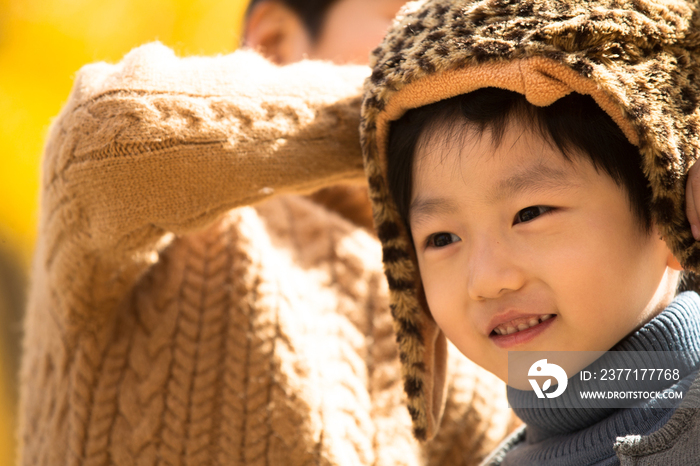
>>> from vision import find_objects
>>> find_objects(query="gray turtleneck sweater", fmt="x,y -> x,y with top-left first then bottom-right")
483,291 -> 700,466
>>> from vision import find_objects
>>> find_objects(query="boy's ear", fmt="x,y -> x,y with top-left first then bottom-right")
654,223 -> 683,271
668,252 -> 683,271
244,0 -> 313,65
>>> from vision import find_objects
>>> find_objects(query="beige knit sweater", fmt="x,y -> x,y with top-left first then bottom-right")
20,42 -> 518,466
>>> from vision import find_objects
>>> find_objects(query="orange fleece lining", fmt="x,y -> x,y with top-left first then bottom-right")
376,56 -> 639,177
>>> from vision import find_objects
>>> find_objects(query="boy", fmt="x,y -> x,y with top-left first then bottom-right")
361,0 -> 700,464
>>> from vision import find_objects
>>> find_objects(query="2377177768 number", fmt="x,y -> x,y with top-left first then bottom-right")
595,368 -> 680,381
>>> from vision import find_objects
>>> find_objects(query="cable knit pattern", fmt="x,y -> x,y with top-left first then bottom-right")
19,43 -> 519,465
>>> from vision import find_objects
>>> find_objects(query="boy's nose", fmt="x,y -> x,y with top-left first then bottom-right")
466,238 -> 526,300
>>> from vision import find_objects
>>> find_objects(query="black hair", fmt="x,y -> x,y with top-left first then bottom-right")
246,0 -> 340,41
387,88 -> 653,235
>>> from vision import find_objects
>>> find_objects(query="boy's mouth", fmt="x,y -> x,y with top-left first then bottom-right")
491,314 -> 555,336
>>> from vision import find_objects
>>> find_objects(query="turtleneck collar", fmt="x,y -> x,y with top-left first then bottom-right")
502,291 -> 700,465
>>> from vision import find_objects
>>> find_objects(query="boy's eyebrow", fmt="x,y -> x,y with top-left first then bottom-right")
487,163 -> 576,203
409,196 -> 460,227
409,163 -> 577,226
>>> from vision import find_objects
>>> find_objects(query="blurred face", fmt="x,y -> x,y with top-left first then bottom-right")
309,0 -> 407,64
245,0 -> 406,65
409,119 -> 680,382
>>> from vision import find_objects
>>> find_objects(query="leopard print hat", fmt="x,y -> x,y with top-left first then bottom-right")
360,0 -> 700,441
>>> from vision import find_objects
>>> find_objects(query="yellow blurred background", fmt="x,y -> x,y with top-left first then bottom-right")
0,0 -> 249,461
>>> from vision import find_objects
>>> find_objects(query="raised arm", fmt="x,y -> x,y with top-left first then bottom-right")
35,42 -> 368,330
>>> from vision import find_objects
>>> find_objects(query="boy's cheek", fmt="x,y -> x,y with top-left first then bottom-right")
421,263 -> 464,302
428,297 -> 509,382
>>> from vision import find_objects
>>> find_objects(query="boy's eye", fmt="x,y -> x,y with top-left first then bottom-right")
427,232 -> 461,248
514,206 -> 552,224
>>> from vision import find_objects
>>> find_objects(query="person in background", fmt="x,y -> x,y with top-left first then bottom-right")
18,0 -> 520,465
243,0 -> 407,230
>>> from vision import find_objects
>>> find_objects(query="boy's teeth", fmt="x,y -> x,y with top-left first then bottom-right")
493,314 -> 555,336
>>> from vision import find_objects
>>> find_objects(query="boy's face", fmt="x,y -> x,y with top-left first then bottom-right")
409,119 -> 680,382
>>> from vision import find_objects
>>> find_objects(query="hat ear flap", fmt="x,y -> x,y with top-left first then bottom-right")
424,319 -> 448,439
406,312 -> 448,441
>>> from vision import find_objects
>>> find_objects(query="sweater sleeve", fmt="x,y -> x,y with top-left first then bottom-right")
37,42 -> 368,330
